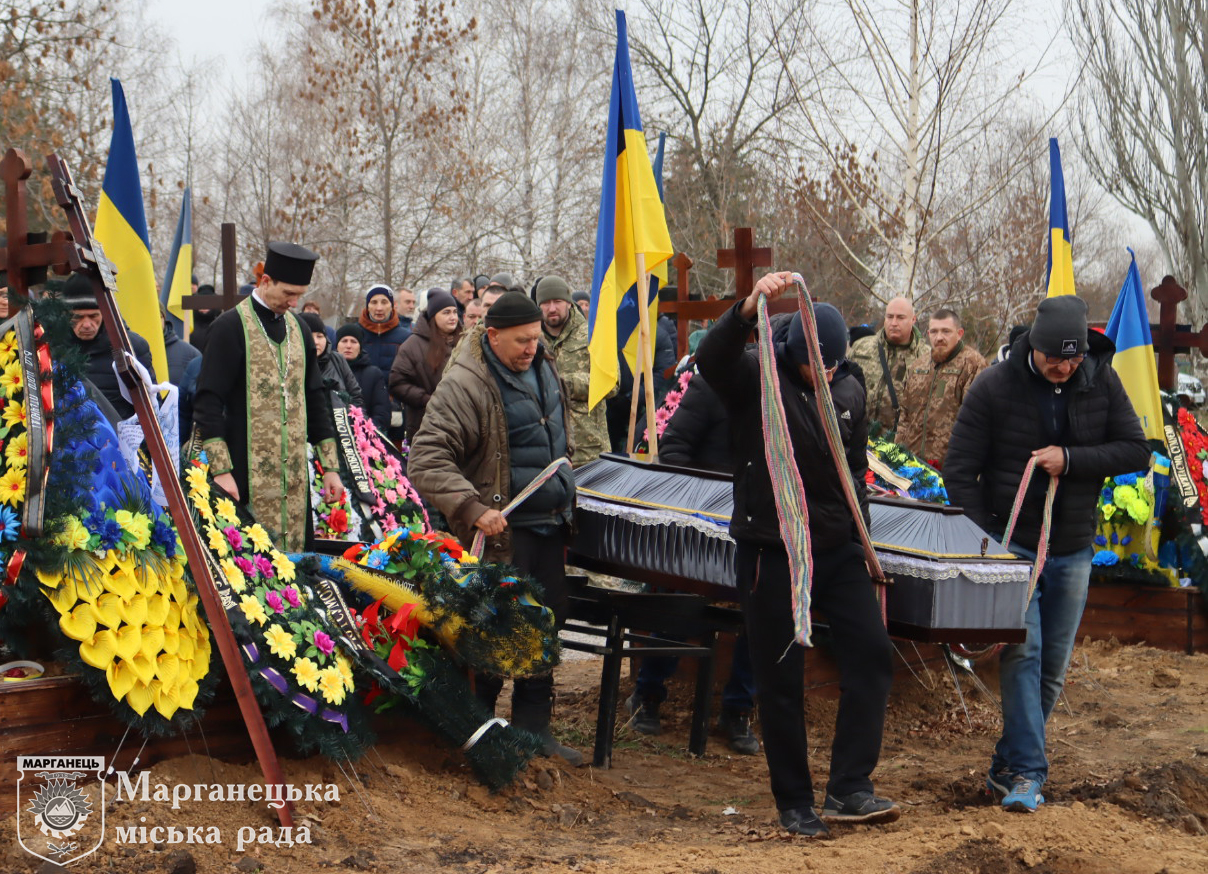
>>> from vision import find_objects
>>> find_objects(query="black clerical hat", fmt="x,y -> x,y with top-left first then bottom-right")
264,242 -> 319,286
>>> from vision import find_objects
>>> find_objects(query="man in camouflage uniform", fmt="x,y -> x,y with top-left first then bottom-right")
897,307 -> 986,469
536,275 -> 613,465
848,296 -> 927,436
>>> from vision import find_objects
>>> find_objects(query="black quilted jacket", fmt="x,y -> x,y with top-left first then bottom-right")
944,331 -> 1149,555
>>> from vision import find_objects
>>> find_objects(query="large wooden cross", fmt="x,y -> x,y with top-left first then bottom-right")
717,226 -> 773,300
0,147 -> 293,827
179,222 -> 243,316
1151,275 -> 1208,390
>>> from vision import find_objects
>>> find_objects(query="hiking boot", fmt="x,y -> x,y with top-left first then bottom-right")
537,731 -> 585,768
1002,777 -> 1044,813
717,708 -> 760,755
986,767 -> 1012,800
625,691 -> 662,735
820,790 -> 901,824
778,807 -> 830,838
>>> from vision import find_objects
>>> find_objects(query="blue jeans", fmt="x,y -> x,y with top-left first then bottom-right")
992,543 -> 1093,786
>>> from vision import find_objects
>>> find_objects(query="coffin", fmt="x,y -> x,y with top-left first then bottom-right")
571,454 -> 1029,643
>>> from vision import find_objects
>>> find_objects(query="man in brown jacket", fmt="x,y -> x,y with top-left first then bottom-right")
896,307 -> 986,469
409,291 -> 583,766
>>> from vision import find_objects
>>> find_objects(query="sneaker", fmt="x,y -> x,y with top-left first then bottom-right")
717,709 -> 760,755
624,691 -> 662,735
986,768 -> 1012,800
778,807 -> 830,838
820,790 -> 901,824
1002,778 -> 1044,813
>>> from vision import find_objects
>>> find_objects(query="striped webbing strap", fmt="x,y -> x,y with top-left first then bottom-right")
470,457 -> 573,559
999,454 -> 1058,603
756,277 -> 886,646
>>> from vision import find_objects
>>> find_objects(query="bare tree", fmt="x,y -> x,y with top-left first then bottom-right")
1071,0 -> 1208,311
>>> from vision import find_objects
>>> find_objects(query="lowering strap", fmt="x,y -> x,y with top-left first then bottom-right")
757,275 -> 886,647
470,457 -> 573,560
999,454 -> 1058,604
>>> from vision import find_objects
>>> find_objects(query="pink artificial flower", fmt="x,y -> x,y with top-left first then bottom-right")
282,586 -> 301,608
233,556 -> 255,577
383,513 -> 398,530
224,527 -> 244,551
313,630 -> 335,655
384,488 -> 399,504
265,590 -> 285,613
254,554 -> 275,579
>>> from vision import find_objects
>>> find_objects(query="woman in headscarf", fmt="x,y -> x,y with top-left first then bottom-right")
389,290 -> 463,441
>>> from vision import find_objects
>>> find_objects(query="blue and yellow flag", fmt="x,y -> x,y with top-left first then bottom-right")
587,9 -> 674,410
1104,249 -> 1164,442
161,187 -> 193,340
95,78 -> 168,383
1046,137 -> 1076,298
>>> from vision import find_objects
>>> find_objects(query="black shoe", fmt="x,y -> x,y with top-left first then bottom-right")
717,709 -> 760,755
778,807 -> 830,838
820,790 -> 901,824
624,691 -> 662,735
537,730 -> 585,767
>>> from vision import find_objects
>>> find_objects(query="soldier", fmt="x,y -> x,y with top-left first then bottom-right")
536,275 -> 613,466
848,296 -> 928,435
896,308 -> 986,469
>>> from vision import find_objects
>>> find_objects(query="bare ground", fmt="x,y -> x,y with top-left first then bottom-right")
4,638 -> 1208,873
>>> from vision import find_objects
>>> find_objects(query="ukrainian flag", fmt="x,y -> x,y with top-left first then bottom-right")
1046,137 -> 1076,298
95,78 -> 168,383
587,8 -> 674,410
1105,249 -> 1164,442
161,187 -> 193,340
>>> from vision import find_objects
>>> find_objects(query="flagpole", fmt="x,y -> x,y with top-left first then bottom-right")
626,328 -> 645,457
635,252 -> 659,461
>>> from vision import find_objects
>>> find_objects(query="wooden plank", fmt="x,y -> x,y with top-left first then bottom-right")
1079,583 -> 1207,654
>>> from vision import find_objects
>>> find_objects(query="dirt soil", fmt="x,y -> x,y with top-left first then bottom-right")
5,638 -> 1208,874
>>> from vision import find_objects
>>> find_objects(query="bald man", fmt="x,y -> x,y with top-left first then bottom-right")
848,296 -> 928,435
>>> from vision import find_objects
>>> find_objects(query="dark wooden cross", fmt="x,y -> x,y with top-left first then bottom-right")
0,148 -> 74,297
717,226 -> 773,300
1151,275 -> 1208,390
179,223 -> 243,316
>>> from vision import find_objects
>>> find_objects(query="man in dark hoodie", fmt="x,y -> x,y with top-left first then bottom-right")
945,295 -> 1148,814
696,271 -> 897,839
61,273 -> 156,420
160,303 -> 201,387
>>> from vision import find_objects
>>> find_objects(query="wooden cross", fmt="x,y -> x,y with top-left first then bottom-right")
1151,275 -> 1208,390
0,148 -> 74,297
717,227 -> 772,299
179,223 -> 243,315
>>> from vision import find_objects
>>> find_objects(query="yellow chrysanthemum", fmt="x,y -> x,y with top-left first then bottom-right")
264,624 -> 298,661
292,656 -> 321,692
59,515 -> 91,551
114,509 -> 151,550
0,331 -> 17,363
0,362 -> 23,399
196,500 -> 214,523
0,467 -> 26,507
4,431 -> 28,470
239,594 -> 268,626
215,498 -> 239,526
246,524 -> 273,553
336,654 -> 355,692
184,467 -> 210,499
1,400 -> 26,430
220,558 -> 246,593
271,552 -> 296,582
206,525 -> 229,557
318,667 -> 347,705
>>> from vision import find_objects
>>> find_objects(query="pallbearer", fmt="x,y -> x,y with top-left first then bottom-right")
193,242 -> 344,551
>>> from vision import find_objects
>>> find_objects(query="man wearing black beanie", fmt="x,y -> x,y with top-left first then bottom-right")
409,287 -> 583,767
696,270 -> 897,838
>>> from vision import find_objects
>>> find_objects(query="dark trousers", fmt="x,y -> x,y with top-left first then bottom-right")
476,526 -> 569,724
737,539 -> 892,812
634,634 -> 756,712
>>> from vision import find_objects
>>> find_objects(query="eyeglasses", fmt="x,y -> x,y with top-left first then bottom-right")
1042,352 -> 1085,365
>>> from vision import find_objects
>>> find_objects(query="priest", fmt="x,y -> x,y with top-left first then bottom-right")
192,242 -> 343,550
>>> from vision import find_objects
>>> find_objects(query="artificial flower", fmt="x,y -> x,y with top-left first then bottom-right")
292,656 -> 321,692
219,558 -> 247,593
223,526 -> 243,551
239,594 -> 268,626
281,586 -> 301,608
216,498 -> 240,526
0,504 -> 22,542
58,514 -> 89,550
336,654 -> 355,691
246,523 -> 273,553
233,556 -> 255,577
4,431 -> 28,469
312,630 -> 335,655
184,466 -> 210,499
0,361 -> 23,399
0,467 -> 26,507
318,667 -> 347,705
115,509 -> 152,550
0,331 -> 17,361
1,399 -> 25,430
265,590 -> 285,613
253,554 -> 275,580
264,624 -> 298,660
206,525 -> 229,557
271,552 -> 296,582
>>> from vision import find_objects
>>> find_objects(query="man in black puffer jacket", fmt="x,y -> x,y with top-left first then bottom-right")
697,271 -> 897,839
945,295 -> 1148,814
